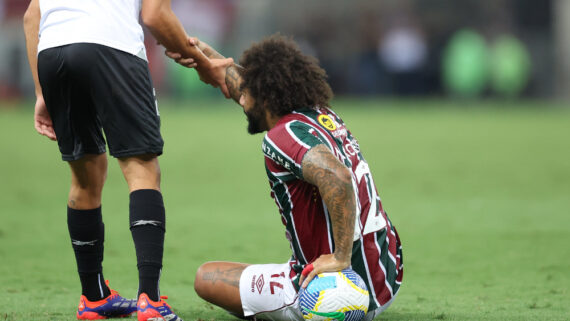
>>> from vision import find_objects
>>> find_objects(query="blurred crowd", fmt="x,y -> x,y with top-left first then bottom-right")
264,0 -> 553,98
0,0 -> 562,101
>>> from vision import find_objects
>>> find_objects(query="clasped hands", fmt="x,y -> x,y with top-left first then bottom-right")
165,37 -> 233,99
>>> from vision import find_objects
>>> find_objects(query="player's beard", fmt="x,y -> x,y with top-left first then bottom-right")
245,101 -> 268,134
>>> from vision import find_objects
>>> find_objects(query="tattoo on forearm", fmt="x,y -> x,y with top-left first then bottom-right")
302,145 -> 356,263
202,267 -> 243,288
226,65 -> 244,103
200,46 -> 224,60
198,41 -> 244,103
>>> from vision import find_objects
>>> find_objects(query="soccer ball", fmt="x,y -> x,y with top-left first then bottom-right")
298,269 -> 369,321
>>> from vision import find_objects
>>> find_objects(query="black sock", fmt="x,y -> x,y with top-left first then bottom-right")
67,206 -> 111,301
129,189 -> 165,301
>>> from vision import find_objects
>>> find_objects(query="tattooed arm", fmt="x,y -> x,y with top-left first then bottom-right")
298,144 -> 356,288
141,0 -> 233,97
197,40 -> 244,103
165,38 -> 244,103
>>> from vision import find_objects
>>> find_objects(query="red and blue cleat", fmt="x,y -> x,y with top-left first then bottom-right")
137,293 -> 183,321
77,283 -> 137,320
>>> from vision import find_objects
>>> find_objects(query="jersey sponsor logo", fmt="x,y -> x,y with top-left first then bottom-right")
262,140 -> 294,170
343,141 -> 358,156
331,127 -> 348,139
317,114 -> 337,131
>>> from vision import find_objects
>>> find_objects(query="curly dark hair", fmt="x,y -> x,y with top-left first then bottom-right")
239,34 -> 333,117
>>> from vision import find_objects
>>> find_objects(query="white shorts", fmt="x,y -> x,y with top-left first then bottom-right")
239,263 -> 395,321
239,263 -> 302,321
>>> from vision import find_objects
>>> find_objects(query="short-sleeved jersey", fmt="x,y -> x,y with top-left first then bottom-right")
262,107 -> 403,310
38,0 -> 146,59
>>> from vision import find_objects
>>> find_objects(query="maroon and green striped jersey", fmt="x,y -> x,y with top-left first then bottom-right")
262,106 -> 403,311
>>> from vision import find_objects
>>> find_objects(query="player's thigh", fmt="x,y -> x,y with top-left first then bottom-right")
194,261 -> 249,315
239,263 -> 303,321
73,44 -> 164,159
38,46 -> 106,161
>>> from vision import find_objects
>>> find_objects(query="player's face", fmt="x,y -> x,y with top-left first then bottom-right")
240,89 -> 268,134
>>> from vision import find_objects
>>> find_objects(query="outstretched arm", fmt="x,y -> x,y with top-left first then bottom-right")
23,0 -> 56,141
141,0 -> 233,97
166,38 -> 244,103
298,144 -> 356,288
193,40 -> 244,103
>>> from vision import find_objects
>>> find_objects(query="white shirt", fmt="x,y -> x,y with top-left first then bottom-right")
38,0 -> 146,60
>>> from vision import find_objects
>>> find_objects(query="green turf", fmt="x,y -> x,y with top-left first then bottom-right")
0,98 -> 568,320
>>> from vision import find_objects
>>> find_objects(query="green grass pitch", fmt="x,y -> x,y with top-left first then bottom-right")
0,98 -> 568,320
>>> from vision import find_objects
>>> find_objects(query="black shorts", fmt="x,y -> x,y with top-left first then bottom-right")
38,43 -> 163,161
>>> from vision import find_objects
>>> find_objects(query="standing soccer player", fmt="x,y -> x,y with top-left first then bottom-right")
169,35 -> 403,320
23,0 -> 232,320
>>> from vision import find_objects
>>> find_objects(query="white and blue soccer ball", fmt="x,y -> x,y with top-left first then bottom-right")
298,268 -> 369,321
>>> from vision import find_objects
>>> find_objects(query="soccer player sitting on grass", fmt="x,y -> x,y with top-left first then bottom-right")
167,35 -> 403,320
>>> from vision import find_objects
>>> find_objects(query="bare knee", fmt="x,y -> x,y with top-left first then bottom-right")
68,154 -> 108,209
194,265 -> 204,298
118,154 -> 161,192
193,261 -> 248,315
194,262 -> 214,300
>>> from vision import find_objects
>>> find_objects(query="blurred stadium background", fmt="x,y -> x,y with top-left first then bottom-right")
0,0 -> 569,100
1,1 -> 569,320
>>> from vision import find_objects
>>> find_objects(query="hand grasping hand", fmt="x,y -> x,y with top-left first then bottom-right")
164,37 -> 199,68
164,37 -> 234,98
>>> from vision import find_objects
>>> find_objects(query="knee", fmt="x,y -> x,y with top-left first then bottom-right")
69,154 -> 108,190
70,173 -> 106,193
195,261 -> 231,301
69,169 -> 106,199
194,263 -> 207,299
68,155 -> 107,208
119,155 -> 161,191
